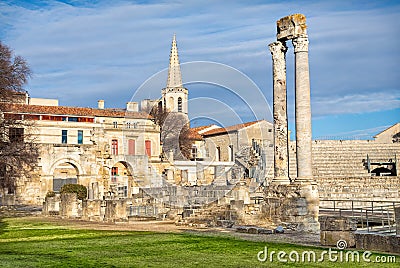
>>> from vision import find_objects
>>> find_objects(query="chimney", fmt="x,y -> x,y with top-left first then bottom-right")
98,100 -> 104,109
126,102 -> 139,112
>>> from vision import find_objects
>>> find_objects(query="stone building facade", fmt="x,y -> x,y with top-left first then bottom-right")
0,99 -> 161,204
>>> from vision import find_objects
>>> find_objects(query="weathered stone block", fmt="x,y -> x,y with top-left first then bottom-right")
355,232 -> 400,254
42,196 -> 60,215
320,230 -> 355,247
319,216 -> 357,231
59,193 -> 81,218
277,14 -> 307,41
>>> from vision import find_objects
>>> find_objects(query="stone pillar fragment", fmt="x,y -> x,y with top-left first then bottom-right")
292,36 -> 313,182
269,41 -> 290,185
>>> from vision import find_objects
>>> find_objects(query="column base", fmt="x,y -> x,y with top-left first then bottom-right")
270,176 -> 291,185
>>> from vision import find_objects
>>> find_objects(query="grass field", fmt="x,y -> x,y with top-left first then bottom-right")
0,217 -> 398,267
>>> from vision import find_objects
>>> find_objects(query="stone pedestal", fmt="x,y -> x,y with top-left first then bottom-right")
213,166 -> 227,186
319,216 -> 357,247
263,184 -> 319,233
60,193 -> 81,218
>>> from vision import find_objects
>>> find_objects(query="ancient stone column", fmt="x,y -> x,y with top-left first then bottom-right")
292,36 -> 313,182
269,41 -> 290,185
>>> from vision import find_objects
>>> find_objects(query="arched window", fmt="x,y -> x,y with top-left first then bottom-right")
177,97 -> 182,112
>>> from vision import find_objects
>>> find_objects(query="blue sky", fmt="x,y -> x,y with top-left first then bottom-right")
1,0 -> 399,139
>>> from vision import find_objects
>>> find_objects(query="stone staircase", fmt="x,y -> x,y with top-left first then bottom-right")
288,140 -> 399,178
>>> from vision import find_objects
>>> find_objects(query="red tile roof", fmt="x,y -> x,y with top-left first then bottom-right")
201,121 -> 261,136
190,125 -> 216,132
187,128 -> 204,140
0,103 -> 151,119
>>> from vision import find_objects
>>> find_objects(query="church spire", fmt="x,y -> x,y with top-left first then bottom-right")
166,34 -> 183,88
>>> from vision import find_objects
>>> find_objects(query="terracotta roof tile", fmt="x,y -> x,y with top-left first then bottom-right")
187,128 -> 203,140
201,120 -> 261,136
0,103 -> 151,119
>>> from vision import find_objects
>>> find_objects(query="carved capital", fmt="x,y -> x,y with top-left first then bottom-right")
292,36 -> 309,53
269,41 -> 287,61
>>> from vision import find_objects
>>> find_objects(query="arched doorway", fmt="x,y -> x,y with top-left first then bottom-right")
53,162 -> 79,192
108,161 -> 137,198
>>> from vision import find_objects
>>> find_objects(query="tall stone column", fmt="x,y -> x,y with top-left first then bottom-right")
269,41 -> 290,185
292,36 -> 313,182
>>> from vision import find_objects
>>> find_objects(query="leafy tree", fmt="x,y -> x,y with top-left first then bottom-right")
0,41 -> 38,194
60,184 -> 87,200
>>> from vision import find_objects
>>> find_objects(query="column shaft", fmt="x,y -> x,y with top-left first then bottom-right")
269,41 -> 290,184
293,36 -> 313,181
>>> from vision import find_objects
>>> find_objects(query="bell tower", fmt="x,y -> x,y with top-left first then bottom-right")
162,34 -> 188,114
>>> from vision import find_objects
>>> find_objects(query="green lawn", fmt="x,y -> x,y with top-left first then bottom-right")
0,217 -> 398,267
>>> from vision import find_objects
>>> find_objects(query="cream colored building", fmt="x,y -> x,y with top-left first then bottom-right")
374,123 -> 400,143
1,98 -> 161,204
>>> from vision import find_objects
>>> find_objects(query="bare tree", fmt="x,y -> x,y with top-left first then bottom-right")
0,41 -> 31,101
148,106 -> 193,160
0,42 -> 38,194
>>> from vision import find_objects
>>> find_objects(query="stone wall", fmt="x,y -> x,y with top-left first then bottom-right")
289,140 -> 400,178
317,176 -> 400,207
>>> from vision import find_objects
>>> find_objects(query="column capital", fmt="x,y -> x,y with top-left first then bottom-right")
269,41 -> 287,59
292,36 -> 309,53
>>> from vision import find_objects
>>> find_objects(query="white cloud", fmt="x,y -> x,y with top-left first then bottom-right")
0,0 -> 399,129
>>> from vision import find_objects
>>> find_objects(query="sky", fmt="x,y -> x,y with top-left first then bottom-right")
1,0 -> 399,139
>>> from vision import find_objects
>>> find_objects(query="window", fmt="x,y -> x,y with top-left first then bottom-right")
111,167 -> 118,176
24,114 -> 40,120
62,130 -> 68,144
126,122 -> 131,129
77,130 -> 83,144
111,167 -> 118,183
228,145 -> 234,162
177,97 -> 182,112
68,117 -> 78,122
191,146 -> 197,159
128,139 -> 135,155
216,146 -> 221,161
111,139 -> 118,155
42,115 -> 63,121
9,128 -> 24,142
158,101 -> 162,112
4,113 -> 22,120
145,140 -> 151,157
113,121 -> 118,128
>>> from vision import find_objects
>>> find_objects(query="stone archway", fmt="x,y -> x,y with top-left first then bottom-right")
107,161 -> 136,198
52,162 -> 79,192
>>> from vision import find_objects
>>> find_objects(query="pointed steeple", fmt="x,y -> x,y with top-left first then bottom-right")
166,34 -> 183,88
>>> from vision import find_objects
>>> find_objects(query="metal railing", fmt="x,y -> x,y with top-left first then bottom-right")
320,199 -> 399,234
127,205 -> 158,218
